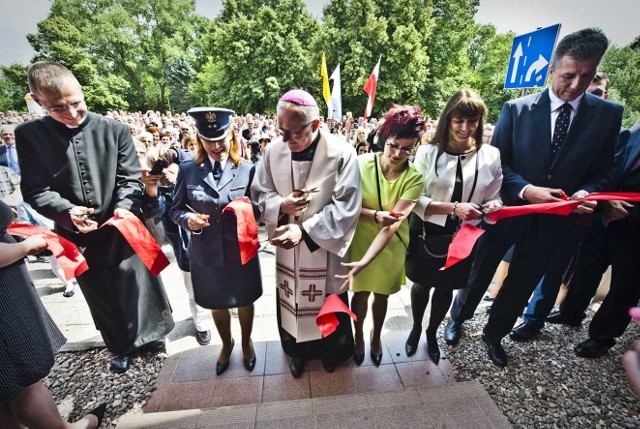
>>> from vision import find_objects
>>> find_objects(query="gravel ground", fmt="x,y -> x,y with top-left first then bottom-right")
45,349 -> 166,428
445,309 -> 640,428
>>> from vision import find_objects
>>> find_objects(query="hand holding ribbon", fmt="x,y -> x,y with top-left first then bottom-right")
7,223 -> 88,280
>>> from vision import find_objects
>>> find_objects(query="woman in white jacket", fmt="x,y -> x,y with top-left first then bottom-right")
404,89 -> 503,363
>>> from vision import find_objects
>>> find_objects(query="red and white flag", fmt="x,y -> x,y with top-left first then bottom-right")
363,55 -> 381,119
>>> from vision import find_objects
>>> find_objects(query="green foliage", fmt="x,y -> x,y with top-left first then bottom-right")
420,0 -> 478,118
467,24 -> 520,123
191,0 -> 320,114
14,0 -> 640,126
0,65 -> 29,112
601,44 -> 640,128
317,0 -> 438,117
27,0 -> 201,112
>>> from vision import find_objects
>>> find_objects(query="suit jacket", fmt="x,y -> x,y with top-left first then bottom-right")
494,88 -> 623,206
609,128 -> 640,189
0,145 -> 9,169
170,158 -> 258,268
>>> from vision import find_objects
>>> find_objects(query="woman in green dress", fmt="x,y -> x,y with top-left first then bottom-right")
337,105 -> 426,366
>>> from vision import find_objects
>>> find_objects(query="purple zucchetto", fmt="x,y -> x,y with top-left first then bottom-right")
279,89 -> 317,107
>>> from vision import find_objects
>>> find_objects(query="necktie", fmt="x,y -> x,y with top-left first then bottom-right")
551,103 -> 572,161
213,161 -> 222,184
7,145 -> 18,175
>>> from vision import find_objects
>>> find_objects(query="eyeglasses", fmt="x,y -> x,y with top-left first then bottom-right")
386,142 -> 415,155
277,121 -> 314,139
44,99 -> 85,114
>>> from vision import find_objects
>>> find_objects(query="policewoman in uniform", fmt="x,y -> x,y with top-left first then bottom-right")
170,108 -> 262,375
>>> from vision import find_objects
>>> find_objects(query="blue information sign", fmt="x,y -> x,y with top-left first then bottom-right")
504,24 -> 561,89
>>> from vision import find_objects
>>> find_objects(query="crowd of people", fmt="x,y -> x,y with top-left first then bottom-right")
1,26 -> 640,427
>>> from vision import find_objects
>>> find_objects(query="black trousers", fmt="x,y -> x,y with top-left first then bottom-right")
450,218 -> 525,324
559,226 -> 610,320
588,218 -> 640,341
483,215 -> 575,343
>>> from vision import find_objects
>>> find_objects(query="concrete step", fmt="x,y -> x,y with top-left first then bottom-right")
116,380 -> 511,428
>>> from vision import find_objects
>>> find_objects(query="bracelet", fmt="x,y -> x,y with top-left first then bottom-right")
373,210 -> 379,223
450,202 -> 458,219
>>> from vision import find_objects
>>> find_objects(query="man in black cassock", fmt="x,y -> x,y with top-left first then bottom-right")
16,62 -> 174,373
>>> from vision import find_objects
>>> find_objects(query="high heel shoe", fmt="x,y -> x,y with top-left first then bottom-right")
427,334 -> 440,365
243,340 -> 256,372
87,403 -> 107,427
370,350 -> 383,366
353,352 -> 365,366
370,331 -> 383,366
405,326 -> 422,357
216,339 -> 234,375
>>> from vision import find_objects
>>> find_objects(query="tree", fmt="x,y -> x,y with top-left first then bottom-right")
420,0 -> 478,117
0,65 -> 29,112
467,24 -> 520,123
601,44 -> 640,128
191,0 -> 320,114
27,0 -> 202,112
317,0 -> 437,118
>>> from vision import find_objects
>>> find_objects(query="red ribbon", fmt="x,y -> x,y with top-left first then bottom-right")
440,224 -> 485,270
316,294 -> 358,337
444,192 -> 640,269
222,197 -> 259,265
6,223 -> 89,280
103,215 -> 169,276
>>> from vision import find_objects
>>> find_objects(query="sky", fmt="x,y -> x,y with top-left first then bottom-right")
1,0 -> 638,67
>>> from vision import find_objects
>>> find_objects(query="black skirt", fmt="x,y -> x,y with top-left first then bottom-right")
191,255 -> 262,309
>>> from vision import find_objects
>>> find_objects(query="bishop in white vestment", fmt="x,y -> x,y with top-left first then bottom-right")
252,89 -> 361,376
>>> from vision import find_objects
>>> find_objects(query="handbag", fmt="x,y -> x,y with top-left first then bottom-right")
415,152 -> 480,260
417,226 -> 453,259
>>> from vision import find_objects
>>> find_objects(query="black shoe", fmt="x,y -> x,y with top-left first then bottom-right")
62,290 -> 75,298
546,310 -> 584,327
370,351 -> 383,366
109,354 -> 130,373
574,338 -> 615,358
353,353 -> 365,366
216,360 -> 230,375
427,336 -> 440,365
509,322 -> 541,341
244,354 -> 257,371
196,330 -> 211,346
140,339 -> 165,353
87,403 -> 107,427
405,327 -> 421,357
289,357 -> 305,378
322,360 -> 336,373
444,320 -> 461,346
216,340 -> 234,375
482,334 -> 508,367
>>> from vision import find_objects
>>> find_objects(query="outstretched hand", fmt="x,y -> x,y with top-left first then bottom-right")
335,260 -> 367,293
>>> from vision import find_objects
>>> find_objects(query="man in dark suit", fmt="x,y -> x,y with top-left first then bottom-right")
572,127 -> 640,357
447,28 -> 623,366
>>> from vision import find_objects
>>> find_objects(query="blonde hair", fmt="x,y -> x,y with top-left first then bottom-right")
194,128 -> 242,167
